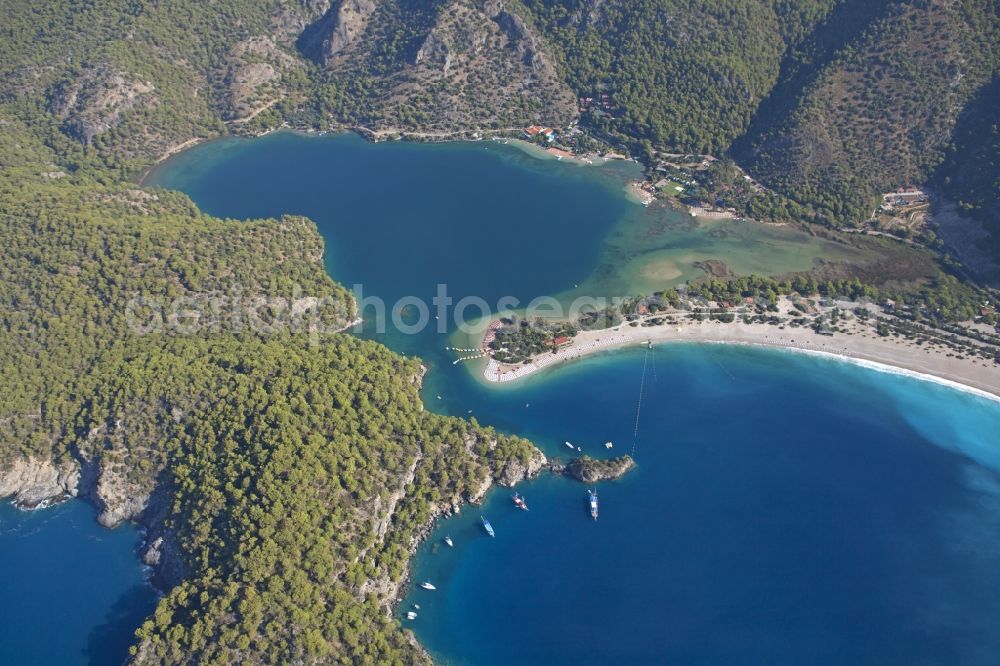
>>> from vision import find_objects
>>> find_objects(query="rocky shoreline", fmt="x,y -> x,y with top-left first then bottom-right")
2,400 -> 637,665
389,451 -> 635,611
0,453 -> 187,590
553,454 -> 636,483
1,443 -> 636,592
0,457 -> 80,510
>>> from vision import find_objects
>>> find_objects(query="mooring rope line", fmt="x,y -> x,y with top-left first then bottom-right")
632,347 -> 649,456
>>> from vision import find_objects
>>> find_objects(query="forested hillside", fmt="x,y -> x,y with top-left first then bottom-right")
0,0 -> 574,172
2,0 -> 997,228
0,112 -> 353,466
125,337 -> 536,663
1,94 -> 543,666
517,0 -> 998,230
1,3 -> 543,660
515,0 -> 838,155
0,0 -> 281,166
1,0 -> 998,662
300,0 -> 577,132
934,75 -> 1000,246
740,0 -> 999,225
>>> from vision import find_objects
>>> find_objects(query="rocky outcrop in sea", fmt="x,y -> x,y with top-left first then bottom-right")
554,454 -> 636,483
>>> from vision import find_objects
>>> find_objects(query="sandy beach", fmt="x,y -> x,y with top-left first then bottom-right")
687,205 -> 742,220
138,137 -> 205,185
483,314 -> 1000,401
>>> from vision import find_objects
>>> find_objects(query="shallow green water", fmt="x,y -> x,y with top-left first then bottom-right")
149,132 -> 867,311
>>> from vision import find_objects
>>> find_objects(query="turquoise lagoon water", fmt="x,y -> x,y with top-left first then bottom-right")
148,133 -> 1000,664
0,501 -> 157,665
402,346 -> 1000,665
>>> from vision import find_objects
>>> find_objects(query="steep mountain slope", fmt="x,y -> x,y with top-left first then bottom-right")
0,0 -> 574,170
519,0 -> 999,229
741,0 -> 999,225
3,0 -> 995,229
0,0 -> 304,164
300,0 -> 576,132
933,73 -> 1000,279
517,0 -> 803,155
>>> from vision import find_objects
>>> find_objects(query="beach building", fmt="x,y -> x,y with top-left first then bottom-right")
523,125 -> 557,142
551,335 -> 572,348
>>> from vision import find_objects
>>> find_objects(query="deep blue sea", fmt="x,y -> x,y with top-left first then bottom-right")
148,132 -> 1000,665
403,345 -> 1000,665
0,501 -> 156,665
5,132 -> 998,665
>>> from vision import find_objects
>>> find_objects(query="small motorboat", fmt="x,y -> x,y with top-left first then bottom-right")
565,441 -> 574,449
406,611 -> 418,620
605,441 -> 614,449
481,516 -> 495,537
420,581 -> 436,590
512,493 -> 528,511
413,604 -> 420,610
444,536 -> 453,547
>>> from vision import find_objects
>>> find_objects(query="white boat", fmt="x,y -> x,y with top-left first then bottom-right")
605,441 -> 614,449
413,604 -> 420,610
444,536 -> 453,547
565,441 -> 574,449
406,611 -> 418,620
420,581 -> 436,590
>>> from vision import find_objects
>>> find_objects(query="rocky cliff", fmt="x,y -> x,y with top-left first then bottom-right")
48,66 -> 157,144
0,452 -> 153,523
0,457 -> 79,508
297,0 -> 378,65
298,0 -> 576,131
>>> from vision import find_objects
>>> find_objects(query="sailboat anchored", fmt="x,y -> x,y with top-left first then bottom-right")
481,515 -> 495,537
